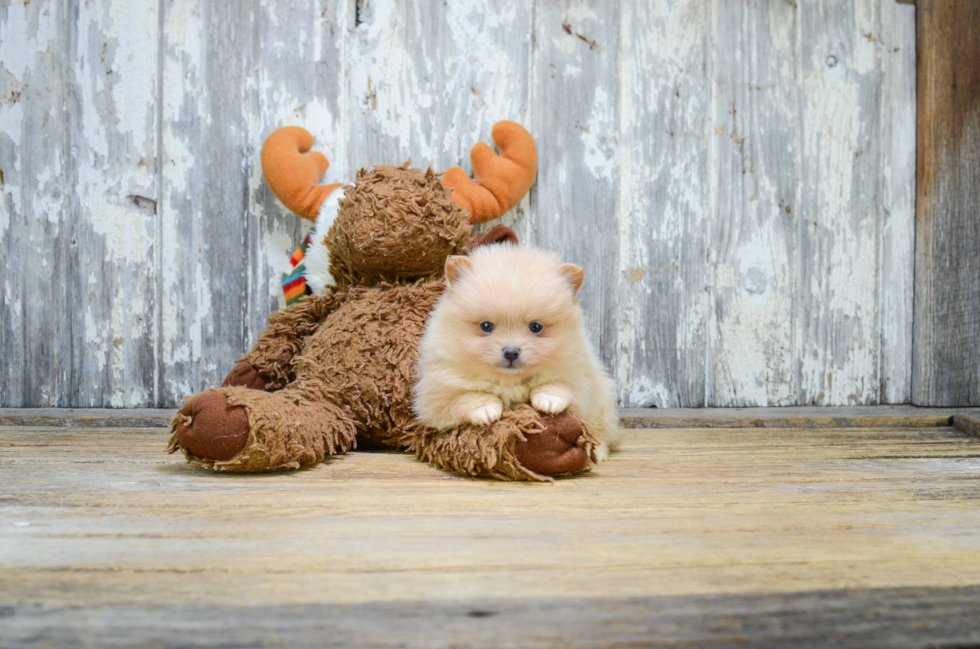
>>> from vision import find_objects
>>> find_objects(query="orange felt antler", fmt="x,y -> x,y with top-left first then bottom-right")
443,121 -> 537,224
261,126 -> 343,222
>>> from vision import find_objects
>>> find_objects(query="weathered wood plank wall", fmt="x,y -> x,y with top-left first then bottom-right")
912,0 -> 980,406
0,0 -> 920,408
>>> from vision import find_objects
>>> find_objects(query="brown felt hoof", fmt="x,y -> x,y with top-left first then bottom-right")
176,391 -> 249,461
515,412 -> 589,476
221,361 -> 268,391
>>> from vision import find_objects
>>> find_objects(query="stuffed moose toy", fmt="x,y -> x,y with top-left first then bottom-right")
167,121 -> 598,480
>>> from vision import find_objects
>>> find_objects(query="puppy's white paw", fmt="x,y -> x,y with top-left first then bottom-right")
469,402 -> 503,426
531,391 -> 568,414
593,442 -> 610,462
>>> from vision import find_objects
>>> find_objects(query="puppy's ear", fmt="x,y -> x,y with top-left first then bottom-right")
558,263 -> 585,296
445,255 -> 473,286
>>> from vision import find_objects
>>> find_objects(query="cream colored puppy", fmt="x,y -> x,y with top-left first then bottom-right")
414,244 -> 620,460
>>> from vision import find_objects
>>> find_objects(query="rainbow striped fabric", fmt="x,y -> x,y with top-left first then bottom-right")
281,234 -> 313,305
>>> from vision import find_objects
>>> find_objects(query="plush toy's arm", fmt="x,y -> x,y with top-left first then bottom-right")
233,292 -> 346,391
404,406 -> 596,482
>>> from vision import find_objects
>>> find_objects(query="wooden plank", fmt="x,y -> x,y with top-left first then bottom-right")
797,1 -> 883,405
953,415 -> 980,440
347,0 -> 532,177
877,1 -> 917,404
0,1 -> 73,406
159,1 -> 253,404
707,1 -> 800,407
2,423 -> 980,648
69,0 -> 159,407
530,1 -> 619,381
5,586 -> 980,649
5,406 -> 980,430
616,0 -> 710,408
912,0 -> 980,406
243,0 -> 348,344
0,408 -> 173,428
617,406 -> 969,430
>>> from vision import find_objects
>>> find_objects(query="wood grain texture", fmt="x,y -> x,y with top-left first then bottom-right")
5,587 -> 980,648
243,0 -> 348,348
878,1 -> 917,404
158,0 -> 253,404
0,1 -> 73,406
617,0 -> 710,408
912,0 -> 980,406
70,0 -> 159,407
708,0 -> 800,407
6,405 -> 980,430
2,424 -> 980,646
531,1 -> 620,378
797,1 -> 882,405
347,0 -> 531,175
953,414 -> 980,440
1,1 -> 922,408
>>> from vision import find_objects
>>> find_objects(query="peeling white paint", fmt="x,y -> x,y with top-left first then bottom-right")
0,2 -> 55,84
0,0 -> 917,408
581,86 -> 616,181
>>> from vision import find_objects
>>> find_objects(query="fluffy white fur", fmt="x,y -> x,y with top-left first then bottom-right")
414,244 -> 621,460
304,185 -> 347,296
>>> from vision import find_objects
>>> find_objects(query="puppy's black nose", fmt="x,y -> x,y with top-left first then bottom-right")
502,347 -> 521,362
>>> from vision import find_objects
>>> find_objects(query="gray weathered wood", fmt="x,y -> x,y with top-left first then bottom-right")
4,423 -> 980,647
347,0 -> 531,175
912,0 -> 980,406
0,1 -> 73,406
6,405 -> 980,430
0,0 -> 924,409
243,0 -> 349,348
69,0 -> 159,407
159,0 -> 254,404
531,1 -> 620,385
797,1 -> 882,405
5,587 -> 980,649
878,1 -> 917,404
616,0 -> 710,407
708,0 -> 801,406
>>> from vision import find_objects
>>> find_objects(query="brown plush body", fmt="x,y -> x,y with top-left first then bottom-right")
168,124 -> 597,480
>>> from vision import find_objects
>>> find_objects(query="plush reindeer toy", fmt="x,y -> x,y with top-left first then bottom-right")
168,121 -> 598,481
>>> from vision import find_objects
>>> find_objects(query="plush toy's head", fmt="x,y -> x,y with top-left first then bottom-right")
326,164 -> 471,287
261,121 -> 536,292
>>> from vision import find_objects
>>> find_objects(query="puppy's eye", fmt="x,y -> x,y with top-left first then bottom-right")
480,321 -> 495,334
529,322 -> 543,334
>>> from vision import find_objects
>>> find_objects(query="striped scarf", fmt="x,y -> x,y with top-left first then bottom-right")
281,234 -> 313,305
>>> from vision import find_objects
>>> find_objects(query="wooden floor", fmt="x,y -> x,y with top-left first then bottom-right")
3,420 -> 980,647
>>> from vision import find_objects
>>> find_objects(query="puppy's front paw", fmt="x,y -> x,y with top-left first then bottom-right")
469,402 -> 503,426
593,442 -> 610,462
532,391 -> 568,414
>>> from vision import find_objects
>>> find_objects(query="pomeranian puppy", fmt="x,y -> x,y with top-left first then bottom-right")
414,244 -> 620,460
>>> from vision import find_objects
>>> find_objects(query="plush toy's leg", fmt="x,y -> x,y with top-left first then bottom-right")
168,386 -> 358,472
231,293 -> 345,391
404,405 -> 597,482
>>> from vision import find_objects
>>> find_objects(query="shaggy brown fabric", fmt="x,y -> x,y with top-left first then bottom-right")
169,386 -> 358,472
168,163 -> 595,480
405,405 -> 550,481
327,164 -> 472,289
238,293 -> 345,391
